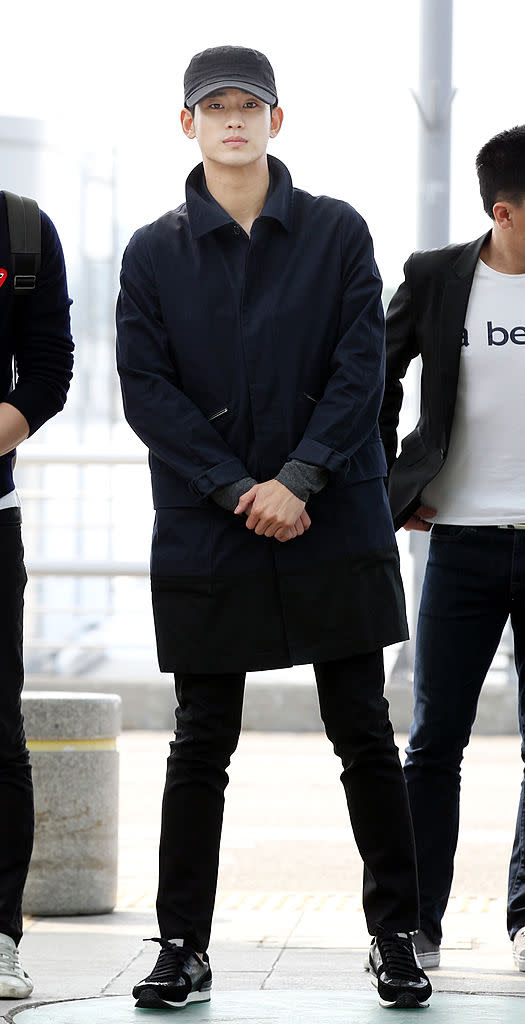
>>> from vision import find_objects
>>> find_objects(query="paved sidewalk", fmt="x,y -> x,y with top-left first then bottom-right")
2,732 -> 525,1021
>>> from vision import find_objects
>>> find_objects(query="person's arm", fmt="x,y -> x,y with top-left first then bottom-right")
379,256 -> 419,471
274,460 -> 328,501
0,404 -> 29,457
285,209 -> 387,476
116,231 -> 252,500
6,211 -> 73,441
212,476 -> 258,511
379,257 -> 435,531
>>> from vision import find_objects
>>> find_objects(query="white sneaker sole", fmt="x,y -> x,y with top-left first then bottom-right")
513,954 -> 525,972
135,986 -> 211,1009
370,972 -> 430,1009
163,990 -> 211,1008
379,994 -> 430,1009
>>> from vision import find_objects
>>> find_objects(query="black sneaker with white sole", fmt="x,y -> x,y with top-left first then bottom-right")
132,938 -> 212,1009
366,932 -> 432,1009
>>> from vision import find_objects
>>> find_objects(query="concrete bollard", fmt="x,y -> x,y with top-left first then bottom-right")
21,692 -> 121,916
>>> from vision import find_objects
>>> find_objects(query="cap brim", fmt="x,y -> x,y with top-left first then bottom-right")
185,79 -> 277,107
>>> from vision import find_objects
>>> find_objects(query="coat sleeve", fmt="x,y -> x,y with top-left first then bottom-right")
288,209 -> 386,473
378,254 -> 420,472
8,212 -> 73,434
116,229 -> 251,499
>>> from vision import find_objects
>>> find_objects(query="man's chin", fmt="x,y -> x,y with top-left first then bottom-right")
209,147 -> 264,168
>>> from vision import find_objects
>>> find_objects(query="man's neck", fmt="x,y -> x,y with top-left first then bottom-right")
480,230 -> 525,274
202,156 -> 270,236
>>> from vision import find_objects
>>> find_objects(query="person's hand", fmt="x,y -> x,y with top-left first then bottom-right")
235,480 -> 307,538
403,505 -> 436,532
274,510 -> 312,543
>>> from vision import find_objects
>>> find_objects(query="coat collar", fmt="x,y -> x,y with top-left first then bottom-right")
451,230 -> 491,278
186,155 -> 294,239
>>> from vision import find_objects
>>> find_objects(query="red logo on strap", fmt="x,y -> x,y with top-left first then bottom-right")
0,269 -> 7,288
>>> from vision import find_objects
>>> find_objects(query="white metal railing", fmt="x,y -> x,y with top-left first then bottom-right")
26,560 -> 148,576
20,447 -> 146,465
20,446 -> 150,577
17,446 -> 154,671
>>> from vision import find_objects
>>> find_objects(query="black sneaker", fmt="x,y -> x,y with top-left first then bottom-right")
132,938 -> 212,1009
366,932 -> 432,1009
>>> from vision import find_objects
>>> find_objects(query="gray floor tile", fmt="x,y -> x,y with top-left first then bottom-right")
8,990 -> 525,1023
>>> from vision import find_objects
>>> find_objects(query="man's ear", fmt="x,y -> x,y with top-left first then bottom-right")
493,201 -> 512,229
269,106 -> 284,139
181,108 -> 196,139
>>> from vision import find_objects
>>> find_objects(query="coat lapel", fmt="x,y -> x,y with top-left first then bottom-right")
440,231 -> 491,439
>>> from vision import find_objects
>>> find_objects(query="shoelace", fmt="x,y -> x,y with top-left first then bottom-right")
376,934 -> 422,981
144,938 -> 197,983
0,946 -> 21,975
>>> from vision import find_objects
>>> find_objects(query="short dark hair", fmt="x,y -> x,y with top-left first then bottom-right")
476,125 -> 525,218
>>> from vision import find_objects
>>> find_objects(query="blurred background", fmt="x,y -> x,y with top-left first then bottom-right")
1,0 -> 522,712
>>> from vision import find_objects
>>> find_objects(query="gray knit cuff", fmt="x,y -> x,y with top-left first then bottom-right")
212,476 -> 258,512
275,460 -> 329,502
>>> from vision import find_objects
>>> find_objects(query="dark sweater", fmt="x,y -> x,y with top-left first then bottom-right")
0,192 -> 73,497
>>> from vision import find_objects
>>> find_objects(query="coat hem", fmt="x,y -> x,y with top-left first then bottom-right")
156,625 -> 409,674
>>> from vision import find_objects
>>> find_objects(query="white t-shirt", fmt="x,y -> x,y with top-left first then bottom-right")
422,258 -> 525,525
0,488 -> 20,510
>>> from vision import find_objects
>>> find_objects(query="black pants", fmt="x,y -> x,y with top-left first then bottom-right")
0,507 -> 33,945
157,650 -> 419,950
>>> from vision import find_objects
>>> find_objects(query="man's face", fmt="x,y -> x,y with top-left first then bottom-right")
181,88 -> 282,167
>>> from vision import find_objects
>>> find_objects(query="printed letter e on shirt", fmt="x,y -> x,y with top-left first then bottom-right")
487,321 -> 525,345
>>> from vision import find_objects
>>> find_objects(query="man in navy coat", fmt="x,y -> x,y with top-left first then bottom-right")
117,45 -> 431,1011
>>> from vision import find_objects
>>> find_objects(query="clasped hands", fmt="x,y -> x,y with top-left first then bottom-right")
234,480 -> 311,543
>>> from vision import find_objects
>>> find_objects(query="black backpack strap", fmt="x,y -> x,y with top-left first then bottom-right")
3,190 -> 42,293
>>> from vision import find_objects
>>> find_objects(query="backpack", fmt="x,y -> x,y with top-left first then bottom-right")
3,190 -> 41,293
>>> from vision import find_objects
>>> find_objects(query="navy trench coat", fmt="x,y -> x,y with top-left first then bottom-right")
116,157 -> 407,672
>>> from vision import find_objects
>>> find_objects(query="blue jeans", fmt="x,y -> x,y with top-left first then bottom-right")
405,524 -> 525,944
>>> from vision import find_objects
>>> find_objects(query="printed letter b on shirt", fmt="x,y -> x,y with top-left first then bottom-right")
487,321 -> 508,345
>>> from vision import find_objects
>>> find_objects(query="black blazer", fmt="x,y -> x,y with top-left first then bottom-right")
379,231 -> 491,530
